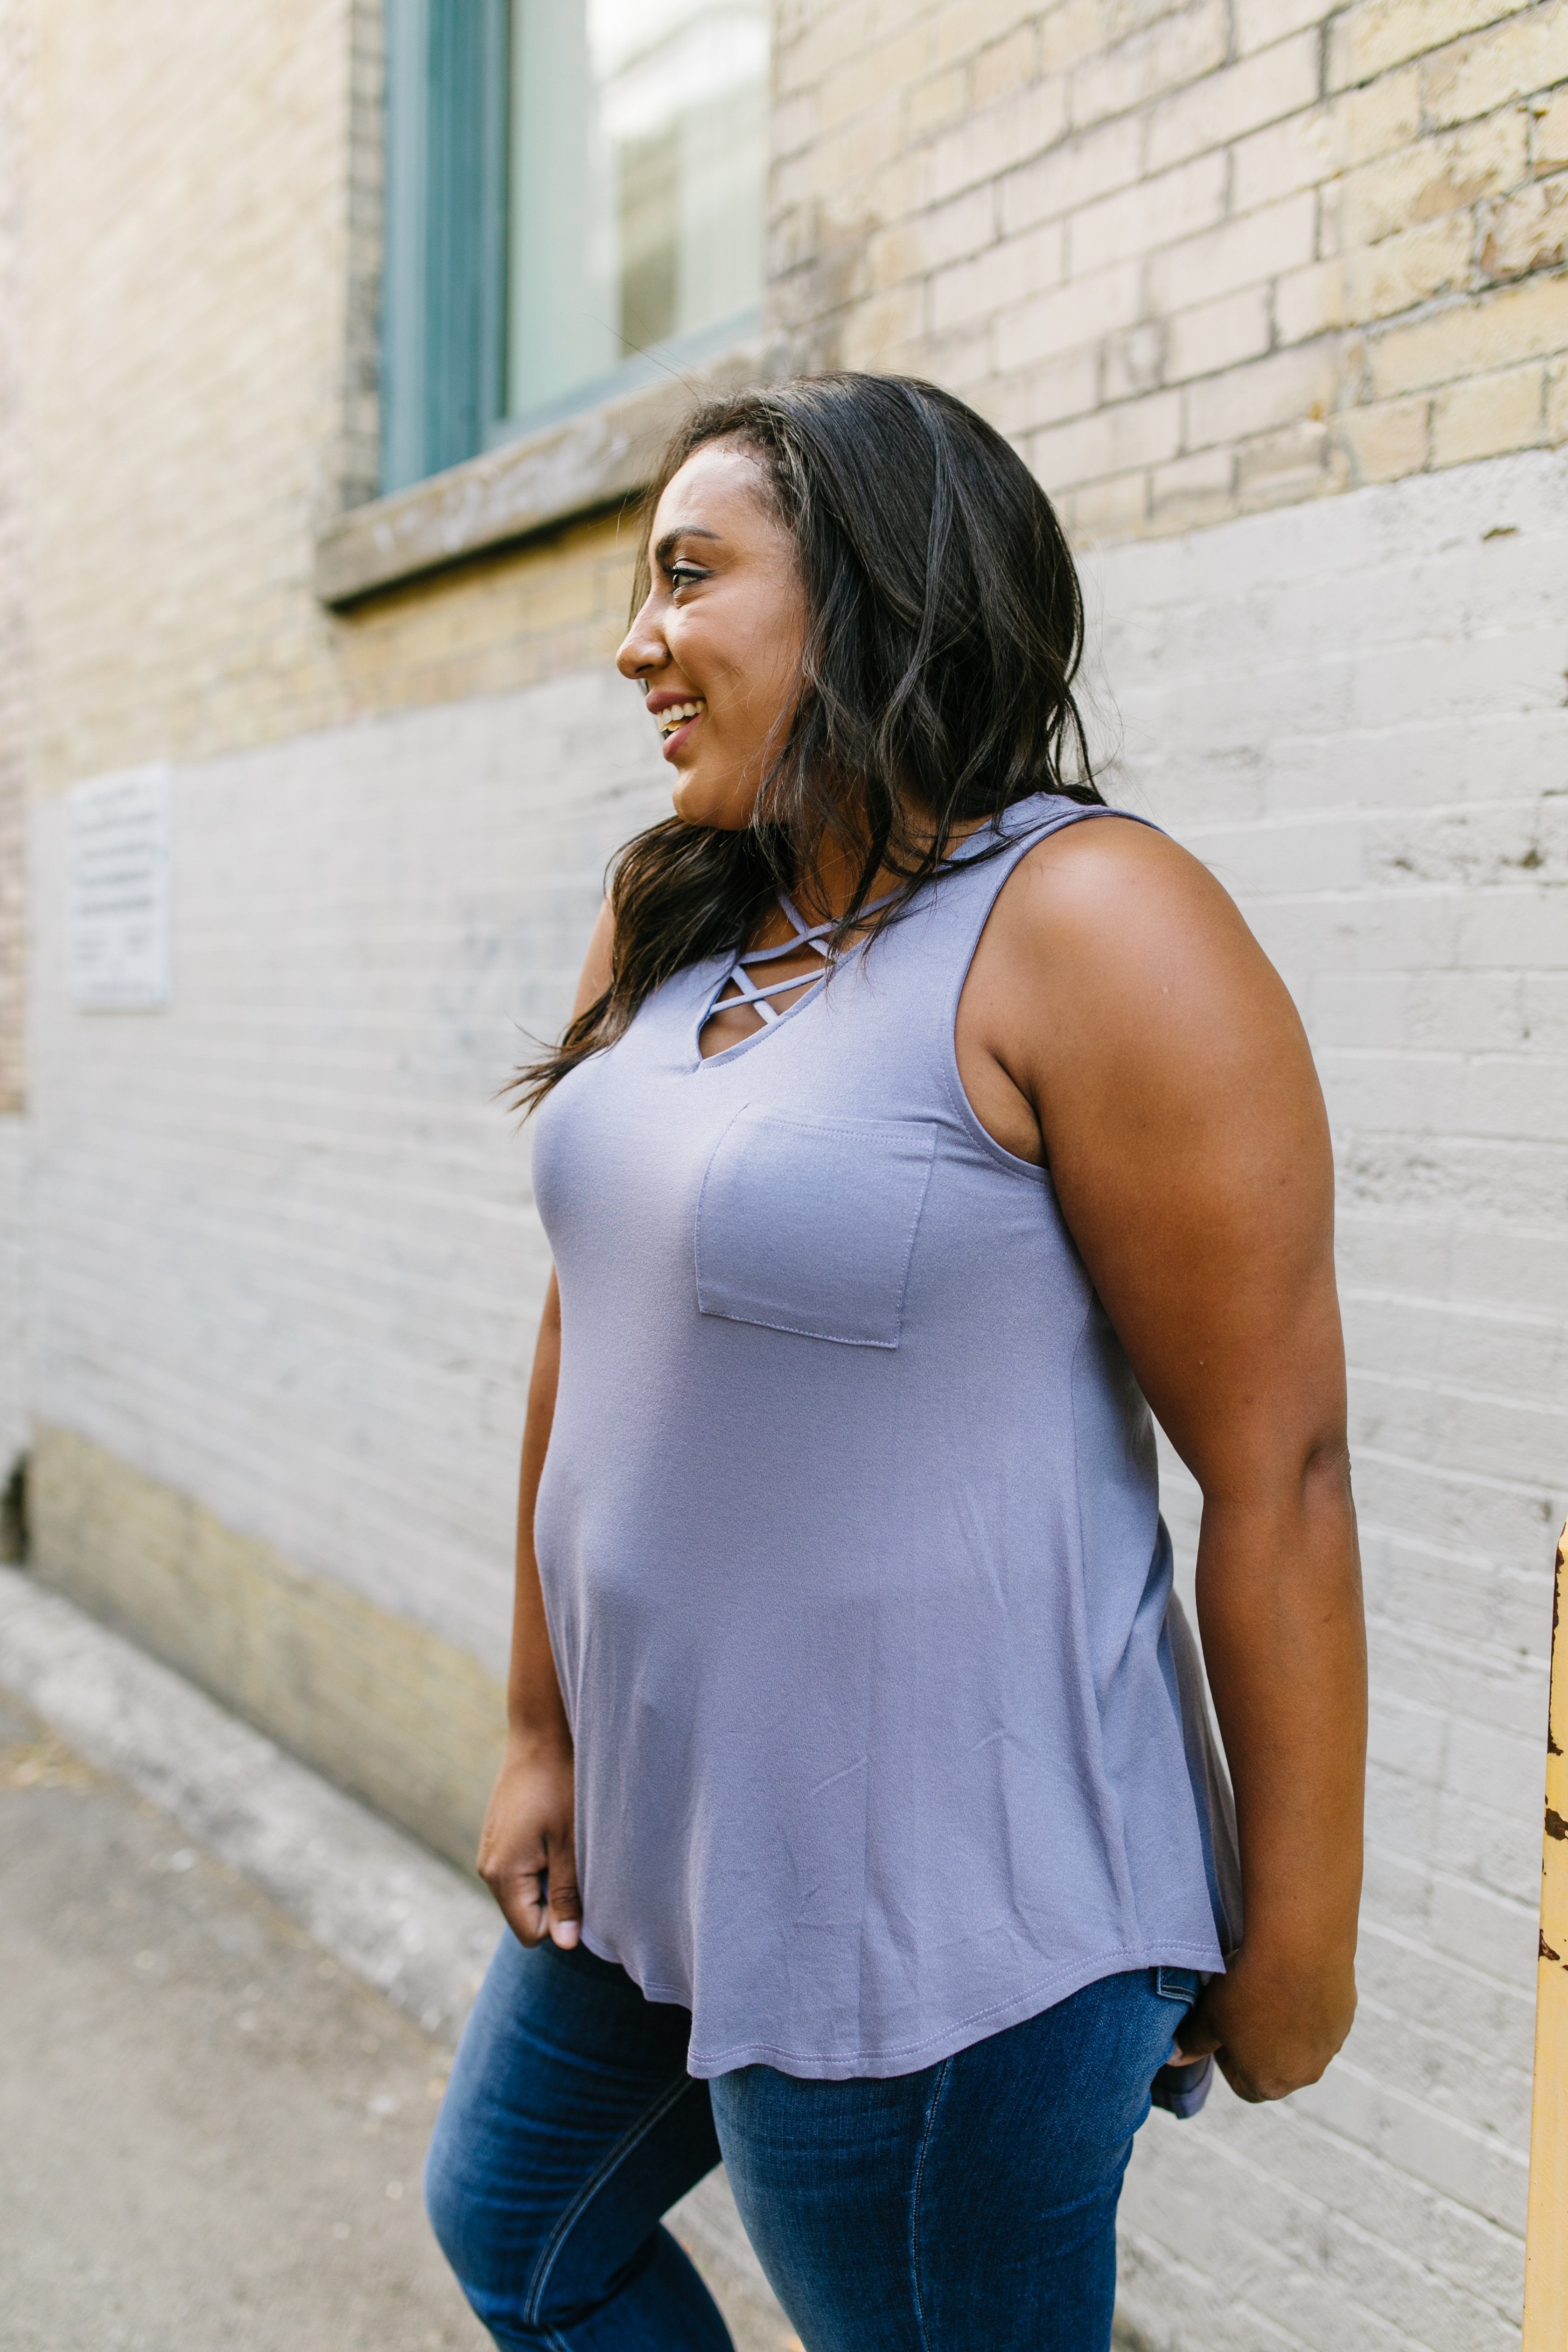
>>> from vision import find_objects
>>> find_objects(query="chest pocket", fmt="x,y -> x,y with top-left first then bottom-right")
695,1107 -> 937,1348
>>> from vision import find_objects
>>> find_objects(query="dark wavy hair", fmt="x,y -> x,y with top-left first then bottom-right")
515,372 -> 1101,1111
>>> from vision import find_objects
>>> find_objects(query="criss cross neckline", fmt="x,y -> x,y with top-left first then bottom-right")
704,888 -> 902,1039
716,893 -> 833,1026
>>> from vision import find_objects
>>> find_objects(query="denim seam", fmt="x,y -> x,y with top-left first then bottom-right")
522,2070 -> 696,2328
908,2056 -> 952,2352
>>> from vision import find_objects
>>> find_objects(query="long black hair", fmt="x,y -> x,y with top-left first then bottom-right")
515,372 -> 1101,1111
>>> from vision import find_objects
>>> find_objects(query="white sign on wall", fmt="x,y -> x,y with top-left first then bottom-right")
68,765 -> 174,1009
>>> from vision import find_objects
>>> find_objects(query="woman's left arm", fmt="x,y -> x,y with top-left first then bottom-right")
971,814 -> 1366,2102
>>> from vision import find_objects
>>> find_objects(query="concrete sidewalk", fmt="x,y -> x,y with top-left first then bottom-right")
0,1568 -> 795,2352
0,1685 -> 488,2351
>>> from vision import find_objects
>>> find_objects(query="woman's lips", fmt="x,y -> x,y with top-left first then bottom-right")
659,710 -> 702,762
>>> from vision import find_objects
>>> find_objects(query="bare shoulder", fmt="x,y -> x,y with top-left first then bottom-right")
984,810 -> 1294,1042
963,808 -> 1322,1176
1002,811 -> 1249,962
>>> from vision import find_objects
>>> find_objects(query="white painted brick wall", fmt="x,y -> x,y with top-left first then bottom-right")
27,446 -> 1568,2348
30,671 -> 668,1664
0,1112 -> 26,1482
1093,446 -> 1568,2351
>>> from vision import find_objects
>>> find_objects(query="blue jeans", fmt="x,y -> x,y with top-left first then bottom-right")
426,1934 -> 1194,2352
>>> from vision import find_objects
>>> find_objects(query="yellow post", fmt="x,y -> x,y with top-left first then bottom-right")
1524,1516 -> 1568,2350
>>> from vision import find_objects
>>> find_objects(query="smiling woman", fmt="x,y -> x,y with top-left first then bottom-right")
518,380 -> 1103,1106
423,375 -> 1367,2352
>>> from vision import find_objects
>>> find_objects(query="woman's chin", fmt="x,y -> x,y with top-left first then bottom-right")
670,769 -> 758,833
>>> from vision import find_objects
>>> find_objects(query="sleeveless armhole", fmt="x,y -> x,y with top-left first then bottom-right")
939,804 -> 1162,1179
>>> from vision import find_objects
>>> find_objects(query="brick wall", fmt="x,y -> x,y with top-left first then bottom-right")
1,2 -> 34,1510
0,0 -> 34,1114
21,0 -> 639,804
775,0 -> 1568,536
0,1118 -> 25,1489
22,1 -> 1568,822
27,0 -> 349,788
29,670 -> 668,1664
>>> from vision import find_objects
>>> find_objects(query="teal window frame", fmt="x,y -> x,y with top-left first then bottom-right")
380,0 -> 509,495
380,0 -> 766,499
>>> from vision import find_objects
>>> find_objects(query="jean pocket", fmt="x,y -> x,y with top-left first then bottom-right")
1154,1965 -> 1200,2004
1150,1967 -> 1207,2115
695,1108 -> 937,1348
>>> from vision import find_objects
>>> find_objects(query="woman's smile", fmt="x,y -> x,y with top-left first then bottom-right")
645,691 -> 707,758
617,440 -> 807,830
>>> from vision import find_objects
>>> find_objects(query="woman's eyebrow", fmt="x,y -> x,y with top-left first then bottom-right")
654,526 -> 722,569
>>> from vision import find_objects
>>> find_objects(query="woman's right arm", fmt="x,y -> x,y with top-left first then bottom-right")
476,902 -> 616,1950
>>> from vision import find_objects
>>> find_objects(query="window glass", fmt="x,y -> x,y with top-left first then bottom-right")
506,0 -> 767,432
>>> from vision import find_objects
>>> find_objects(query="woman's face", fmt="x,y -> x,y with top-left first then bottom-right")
617,440 -> 807,831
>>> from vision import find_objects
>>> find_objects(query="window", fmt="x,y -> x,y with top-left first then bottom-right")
381,0 -> 769,495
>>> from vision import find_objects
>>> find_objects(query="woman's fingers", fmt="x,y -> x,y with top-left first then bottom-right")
474,1740 -> 581,1948
1183,1942 -> 1358,2101
546,1837 -> 583,1948
1173,1993 -> 1223,2061
477,1849 -> 546,1944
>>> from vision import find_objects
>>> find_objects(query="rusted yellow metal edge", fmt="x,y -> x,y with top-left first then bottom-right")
1524,1516 -> 1568,2349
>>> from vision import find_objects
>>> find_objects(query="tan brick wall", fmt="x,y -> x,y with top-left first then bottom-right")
27,0 -> 348,795
22,0 -> 639,805
336,0 -> 386,522
23,0 -> 1563,819
774,0 -> 1568,536
31,1425 -> 506,1869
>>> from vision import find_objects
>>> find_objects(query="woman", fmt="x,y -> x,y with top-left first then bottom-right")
426,375 -> 1365,2351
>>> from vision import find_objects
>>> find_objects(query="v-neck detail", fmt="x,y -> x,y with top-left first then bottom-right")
692,889 -> 896,1071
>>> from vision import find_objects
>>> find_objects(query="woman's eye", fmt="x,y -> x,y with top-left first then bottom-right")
669,565 -> 706,592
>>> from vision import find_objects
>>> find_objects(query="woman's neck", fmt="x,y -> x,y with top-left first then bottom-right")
791,811 -> 984,928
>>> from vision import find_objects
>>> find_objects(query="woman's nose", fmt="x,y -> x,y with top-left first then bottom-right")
616,598 -> 665,681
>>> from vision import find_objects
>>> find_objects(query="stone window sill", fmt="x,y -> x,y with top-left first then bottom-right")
315,342 -> 773,608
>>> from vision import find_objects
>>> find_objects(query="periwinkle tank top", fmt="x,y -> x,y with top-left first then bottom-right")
530,792 -> 1225,2081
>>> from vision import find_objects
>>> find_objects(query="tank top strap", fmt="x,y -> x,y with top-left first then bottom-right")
914,792 -> 1155,957
949,791 -> 1148,882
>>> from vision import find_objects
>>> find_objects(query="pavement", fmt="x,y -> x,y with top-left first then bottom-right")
0,1568 -> 795,2352
0,1687 -> 488,2351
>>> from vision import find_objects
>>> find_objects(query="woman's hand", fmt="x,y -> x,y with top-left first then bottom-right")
477,1730 -> 582,1949
1176,1938 -> 1358,2102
